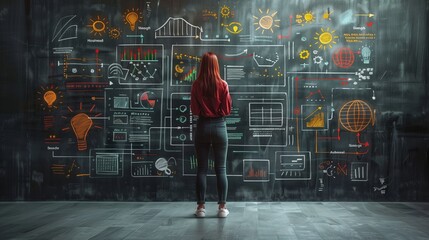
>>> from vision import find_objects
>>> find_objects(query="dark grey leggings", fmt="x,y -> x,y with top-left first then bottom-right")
195,117 -> 228,205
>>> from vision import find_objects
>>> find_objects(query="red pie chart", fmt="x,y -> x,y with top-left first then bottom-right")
140,91 -> 157,108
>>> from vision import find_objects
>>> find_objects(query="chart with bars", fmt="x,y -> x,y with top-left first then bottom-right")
171,45 -> 286,87
243,159 -> 270,182
115,44 -> 164,85
351,162 -> 368,182
131,162 -> 153,177
301,105 -> 328,131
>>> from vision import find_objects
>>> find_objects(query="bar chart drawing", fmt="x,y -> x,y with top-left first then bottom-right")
243,159 -> 270,182
115,44 -> 164,85
301,105 -> 328,131
351,162 -> 368,181
131,162 -> 153,177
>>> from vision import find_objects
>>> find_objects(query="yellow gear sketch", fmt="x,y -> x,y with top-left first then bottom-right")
299,50 -> 310,59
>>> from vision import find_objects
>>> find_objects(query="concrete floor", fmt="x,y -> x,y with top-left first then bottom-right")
1,201 -> 429,239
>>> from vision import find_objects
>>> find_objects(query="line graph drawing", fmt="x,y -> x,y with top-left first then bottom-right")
155,17 -> 202,38
171,45 -> 286,87
52,15 -> 78,42
301,105 -> 328,131
155,17 -> 230,42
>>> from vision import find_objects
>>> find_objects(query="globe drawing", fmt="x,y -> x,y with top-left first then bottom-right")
339,100 -> 372,133
332,47 -> 355,68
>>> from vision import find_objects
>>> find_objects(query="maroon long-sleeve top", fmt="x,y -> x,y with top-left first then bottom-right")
191,80 -> 232,118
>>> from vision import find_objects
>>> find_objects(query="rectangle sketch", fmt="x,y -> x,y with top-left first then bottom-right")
243,159 -> 270,182
275,151 -> 311,180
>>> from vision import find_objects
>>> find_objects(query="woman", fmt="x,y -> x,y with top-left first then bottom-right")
191,52 -> 232,218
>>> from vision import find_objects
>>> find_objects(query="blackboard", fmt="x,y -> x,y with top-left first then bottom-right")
0,0 -> 428,201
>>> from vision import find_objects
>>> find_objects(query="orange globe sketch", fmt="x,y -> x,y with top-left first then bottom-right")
339,100 -> 373,133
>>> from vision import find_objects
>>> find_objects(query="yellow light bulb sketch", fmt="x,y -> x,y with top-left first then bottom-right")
123,8 -> 143,31
43,90 -> 57,108
253,8 -> 280,34
87,16 -> 108,37
323,8 -> 333,20
71,113 -> 93,151
314,27 -> 339,50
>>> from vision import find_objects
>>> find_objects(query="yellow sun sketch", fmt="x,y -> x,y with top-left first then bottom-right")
314,27 -> 339,50
87,16 -> 109,37
253,8 -> 280,34
296,10 -> 315,25
304,11 -> 315,23
220,5 -> 231,18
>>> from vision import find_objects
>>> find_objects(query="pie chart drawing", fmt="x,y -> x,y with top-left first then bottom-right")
140,91 -> 157,109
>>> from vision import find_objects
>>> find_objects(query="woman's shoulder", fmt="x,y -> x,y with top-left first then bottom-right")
220,79 -> 229,87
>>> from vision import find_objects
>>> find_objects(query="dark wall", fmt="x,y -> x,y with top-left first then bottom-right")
0,0 -> 428,201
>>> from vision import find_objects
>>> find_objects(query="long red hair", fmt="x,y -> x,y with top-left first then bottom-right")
195,52 -> 222,97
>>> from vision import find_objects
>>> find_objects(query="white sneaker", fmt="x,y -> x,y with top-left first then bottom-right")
195,208 -> 206,218
217,208 -> 229,218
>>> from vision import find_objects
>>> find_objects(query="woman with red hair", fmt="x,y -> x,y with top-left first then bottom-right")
191,52 -> 232,218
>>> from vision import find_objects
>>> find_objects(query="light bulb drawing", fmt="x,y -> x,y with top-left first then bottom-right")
43,90 -> 57,108
71,113 -> 93,151
126,12 -> 138,31
361,46 -> 371,64
37,85 -> 63,111
62,102 -> 103,151
124,8 -> 143,31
